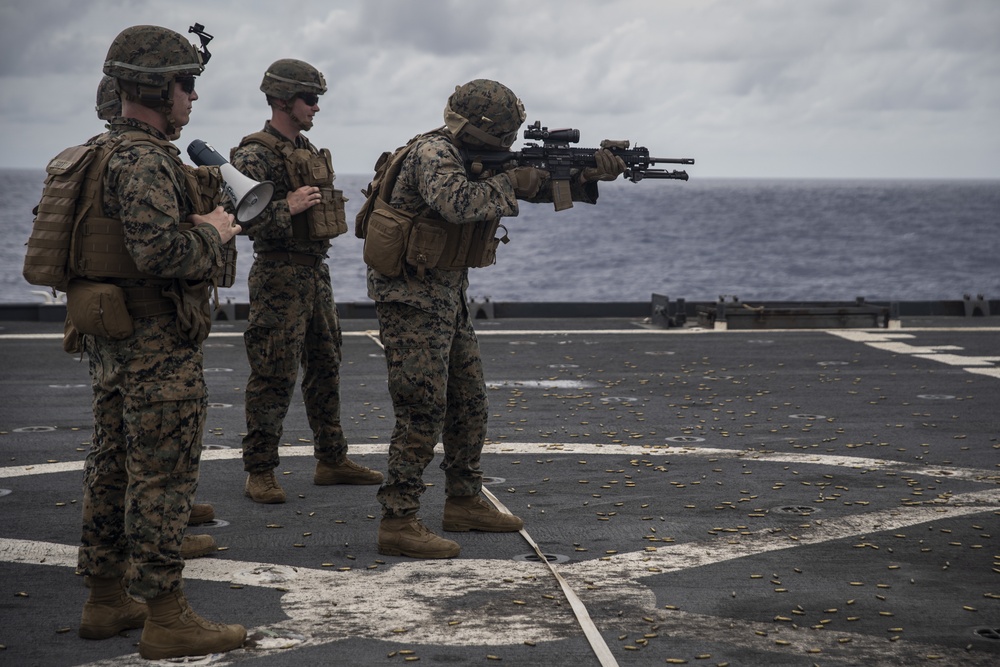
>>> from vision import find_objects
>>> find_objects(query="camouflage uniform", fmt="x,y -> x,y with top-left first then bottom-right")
369,131 -> 599,518
78,117 -> 228,600
232,123 -> 347,472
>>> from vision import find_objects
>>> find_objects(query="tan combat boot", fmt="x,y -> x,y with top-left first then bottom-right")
314,458 -> 384,485
138,589 -> 246,660
377,515 -> 460,559
443,495 -> 524,532
245,470 -> 286,504
188,503 -> 215,525
79,576 -> 147,639
181,534 -> 217,559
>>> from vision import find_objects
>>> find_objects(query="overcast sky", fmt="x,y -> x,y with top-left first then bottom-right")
1,0 -> 998,178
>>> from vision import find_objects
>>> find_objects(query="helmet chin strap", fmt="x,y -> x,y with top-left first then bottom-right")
290,108 -> 312,133
277,98 -> 312,133
163,87 -> 182,140
443,103 -> 509,149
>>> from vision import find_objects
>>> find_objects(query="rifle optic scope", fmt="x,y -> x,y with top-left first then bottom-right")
524,121 -> 580,144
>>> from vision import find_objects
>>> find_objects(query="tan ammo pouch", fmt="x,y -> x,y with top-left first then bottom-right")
66,279 -> 134,340
362,200 -> 414,277
404,217 -> 508,274
290,147 -> 347,241
405,220 -> 447,277
442,219 -> 507,270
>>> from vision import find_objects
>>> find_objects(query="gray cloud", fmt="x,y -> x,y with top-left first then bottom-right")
0,0 -> 997,178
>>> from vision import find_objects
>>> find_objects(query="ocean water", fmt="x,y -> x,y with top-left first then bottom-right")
3,169 -> 998,305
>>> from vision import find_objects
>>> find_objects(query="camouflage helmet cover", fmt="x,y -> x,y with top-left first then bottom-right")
95,75 -> 120,121
444,79 -> 526,149
260,59 -> 327,100
103,25 -> 205,88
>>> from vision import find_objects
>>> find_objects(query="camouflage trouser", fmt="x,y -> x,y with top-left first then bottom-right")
78,315 -> 206,600
374,300 -> 488,518
242,259 -> 346,472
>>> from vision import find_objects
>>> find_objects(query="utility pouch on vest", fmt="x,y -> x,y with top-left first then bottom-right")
428,218 -> 509,271
290,147 -> 346,241
477,221 -> 509,268
363,201 -> 413,277
23,143 -> 98,291
405,221 -> 447,277
66,279 -> 134,340
468,222 -> 507,269
304,184 -> 347,240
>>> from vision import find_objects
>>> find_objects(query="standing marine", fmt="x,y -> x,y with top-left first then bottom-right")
92,75 -> 218,560
231,59 -> 383,505
76,24 -> 246,659
361,79 -> 625,558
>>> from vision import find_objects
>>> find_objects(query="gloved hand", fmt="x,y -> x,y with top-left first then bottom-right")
506,166 -> 547,198
581,147 -> 626,182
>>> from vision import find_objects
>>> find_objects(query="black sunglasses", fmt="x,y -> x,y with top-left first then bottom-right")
297,92 -> 319,106
176,76 -> 196,94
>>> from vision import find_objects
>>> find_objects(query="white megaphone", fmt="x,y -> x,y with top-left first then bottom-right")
187,139 -> 274,224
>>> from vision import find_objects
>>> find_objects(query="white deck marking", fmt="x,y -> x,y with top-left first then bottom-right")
2,444 -> 997,666
3,323 -> 997,664
4,324 -> 997,343
3,443 -> 995,484
3,487 -> 997,666
830,330 -> 1000,376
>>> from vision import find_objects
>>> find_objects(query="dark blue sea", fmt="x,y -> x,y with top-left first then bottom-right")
2,170 -> 998,305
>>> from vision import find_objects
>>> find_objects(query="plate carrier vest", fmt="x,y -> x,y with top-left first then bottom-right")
355,129 -> 509,278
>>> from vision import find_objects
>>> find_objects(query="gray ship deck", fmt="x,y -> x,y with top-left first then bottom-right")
1,308 -> 998,666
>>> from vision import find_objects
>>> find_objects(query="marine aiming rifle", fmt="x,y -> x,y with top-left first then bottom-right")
460,120 -> 694,211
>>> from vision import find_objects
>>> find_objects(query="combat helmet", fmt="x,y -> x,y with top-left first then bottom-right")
444,79 -> 526,149
103,24 -> 209,108
95,75 -> 120,121
260,59 -> 327,101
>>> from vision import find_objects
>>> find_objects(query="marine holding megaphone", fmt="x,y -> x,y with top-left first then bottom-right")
229,59 -> 383,506
71,23 -> 246,660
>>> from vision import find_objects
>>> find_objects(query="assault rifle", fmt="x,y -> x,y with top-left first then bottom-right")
460,120 -> 694,211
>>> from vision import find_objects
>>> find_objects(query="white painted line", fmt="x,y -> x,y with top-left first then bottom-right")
829,330 -> 1000,378
868,343 -> 967,355
482,485 -> 619,667
3,486 -> 997,665
964,367 -> 1000,379
487,379 -> 598,389
3,443 -> 996,483
591,487 -> 1000,577
6,325 -> 998,343
913,353 -> 1000,366
4,438 -> 997,666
